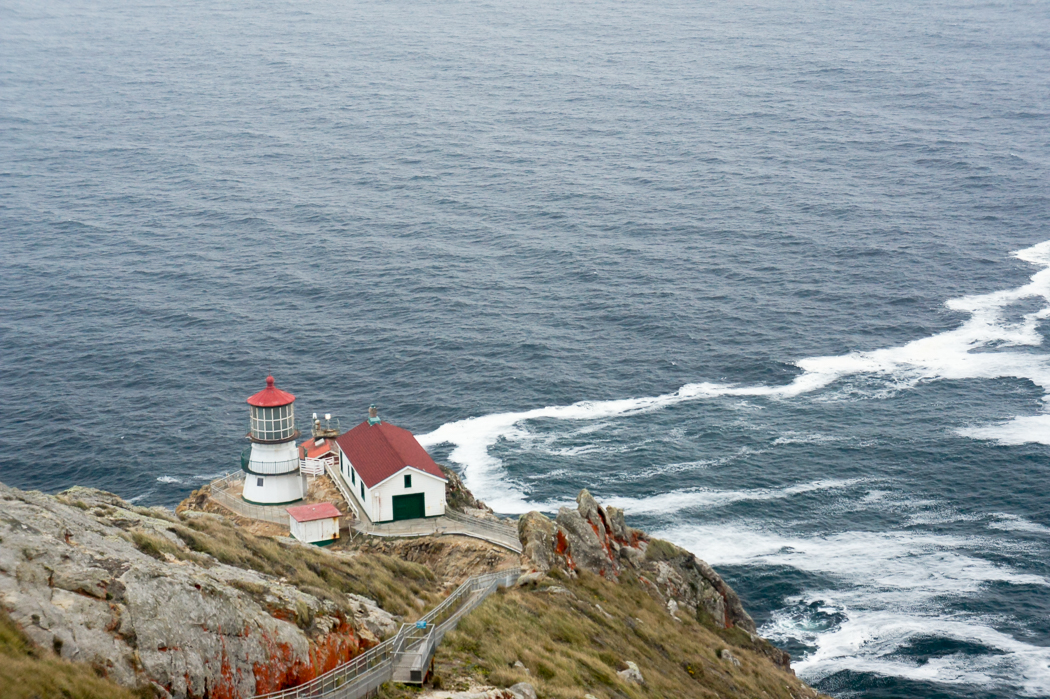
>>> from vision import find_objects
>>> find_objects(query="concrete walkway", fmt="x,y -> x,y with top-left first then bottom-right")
329,463 -> 522,553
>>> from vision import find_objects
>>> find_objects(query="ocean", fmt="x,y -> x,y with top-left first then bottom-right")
2,0 -> 1049,696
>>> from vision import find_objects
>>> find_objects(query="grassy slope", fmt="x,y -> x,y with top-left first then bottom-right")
0,607 -> 143,699
384,568 -> 823,699
128,513 -> 440,620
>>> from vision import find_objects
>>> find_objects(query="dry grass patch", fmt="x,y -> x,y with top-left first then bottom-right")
410,569 -> 822,699
168,515 -> 438,617
127,529 -> 185,561
0,608 -> 146,699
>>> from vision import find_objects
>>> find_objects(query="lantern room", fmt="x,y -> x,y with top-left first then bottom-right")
247,376 -> 298,442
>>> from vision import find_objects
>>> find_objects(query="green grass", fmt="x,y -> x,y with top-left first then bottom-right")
0,608 -> 146,699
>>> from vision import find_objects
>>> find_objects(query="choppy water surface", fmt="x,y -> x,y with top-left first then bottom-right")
3,0 -> 1050,696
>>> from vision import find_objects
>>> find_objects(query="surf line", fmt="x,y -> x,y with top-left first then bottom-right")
419,240 -> 1050,509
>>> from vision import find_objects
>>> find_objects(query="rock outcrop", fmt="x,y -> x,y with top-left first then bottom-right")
440,465 -> 495,517
617,660 -> 645,685
0,483 -> 397,699
519,490 -> 793,669
420,683 -> 535,699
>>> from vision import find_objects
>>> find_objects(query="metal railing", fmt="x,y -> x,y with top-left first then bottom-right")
325,460 -> 360,519
444,510 -> 518,539
254,567 -> 520,699
207,471 -> 292,527
300,456 -> 334,476
242,457 -> 302,476
347,509 -> 522,554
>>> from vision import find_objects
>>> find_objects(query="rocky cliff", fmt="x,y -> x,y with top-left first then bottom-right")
0,483 -> 425,699
518,489 -> 790,670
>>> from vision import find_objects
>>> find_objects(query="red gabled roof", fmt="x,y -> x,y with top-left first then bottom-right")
335,420 -> 447,488
247,376 -> 296,407
286,502 -> 342,523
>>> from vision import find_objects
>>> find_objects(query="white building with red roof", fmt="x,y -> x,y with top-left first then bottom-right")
286,502 -> 341,546
335,406 -> 447,523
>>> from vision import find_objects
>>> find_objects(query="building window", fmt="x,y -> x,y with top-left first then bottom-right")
257,477 -> 264,487
404,474 -> 412,489
360,482 -> 365,498
351,469 -> 355,485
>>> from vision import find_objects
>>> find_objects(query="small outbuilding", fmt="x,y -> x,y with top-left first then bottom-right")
298,436 -> 340,476
286,502 -> 342,546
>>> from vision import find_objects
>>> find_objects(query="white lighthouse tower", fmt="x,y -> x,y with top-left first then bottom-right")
241,376 -> 306,505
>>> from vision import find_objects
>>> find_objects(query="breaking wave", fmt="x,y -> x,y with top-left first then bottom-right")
420,240 -> 1050,509
658,521 -> 1050,696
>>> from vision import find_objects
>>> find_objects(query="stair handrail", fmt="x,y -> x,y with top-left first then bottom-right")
253,566 -> 520,699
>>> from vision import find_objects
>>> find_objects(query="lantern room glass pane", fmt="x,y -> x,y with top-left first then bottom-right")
250,403 -> 295,440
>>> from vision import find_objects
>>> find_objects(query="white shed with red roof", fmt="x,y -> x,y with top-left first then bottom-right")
334,406 -> 447,523
286,502 -> 341,546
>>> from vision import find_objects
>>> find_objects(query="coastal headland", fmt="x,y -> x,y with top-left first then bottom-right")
0,471 -> 826,699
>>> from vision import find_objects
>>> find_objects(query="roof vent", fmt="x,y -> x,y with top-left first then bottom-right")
368,403 -> 382,426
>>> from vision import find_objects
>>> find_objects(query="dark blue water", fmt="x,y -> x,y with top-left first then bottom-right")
3,0 -> 1049,695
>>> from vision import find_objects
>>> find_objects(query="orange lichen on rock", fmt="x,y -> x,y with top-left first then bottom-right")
251,623 -> 374,695
206,637 -> 242,699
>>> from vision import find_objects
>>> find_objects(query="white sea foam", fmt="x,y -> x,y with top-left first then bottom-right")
420,240 -> 1050,509
772,431 -> 842,446
156,476 -> 182,484
791,610 -> 1050,696
195,471 -> 228,481
989,513 -> 1050,535
473,477 -> 865,516
658,523 -> 1046,593
592,478 -> 866,517
413,243 -> 1050,693
657,520 -> 1050,694
958,415 -> 1050,446
605,458 -> 718,483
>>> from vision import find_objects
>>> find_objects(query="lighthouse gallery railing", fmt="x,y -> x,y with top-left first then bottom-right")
253,567 -> 520,699
207,471 -> 292,527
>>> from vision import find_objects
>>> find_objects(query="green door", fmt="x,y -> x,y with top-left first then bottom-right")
392,493 -> 426,521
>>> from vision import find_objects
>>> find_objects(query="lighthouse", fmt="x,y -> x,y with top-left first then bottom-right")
242,376 -> 306,505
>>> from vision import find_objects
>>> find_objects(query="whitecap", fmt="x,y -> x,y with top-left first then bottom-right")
772,431 -> 842,446
658,522 -> 1048,595
155,476 -> 182,484
957,415 -> 1050,446
988,513 -> 1050,535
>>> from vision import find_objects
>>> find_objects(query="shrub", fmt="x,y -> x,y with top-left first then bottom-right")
129,530 -> 181,561
643,537 -> 681,562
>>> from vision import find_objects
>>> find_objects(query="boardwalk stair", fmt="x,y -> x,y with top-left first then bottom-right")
254,568 -> 520,699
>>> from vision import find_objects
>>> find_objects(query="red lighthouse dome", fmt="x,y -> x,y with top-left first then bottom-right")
247,375 -> 296,408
